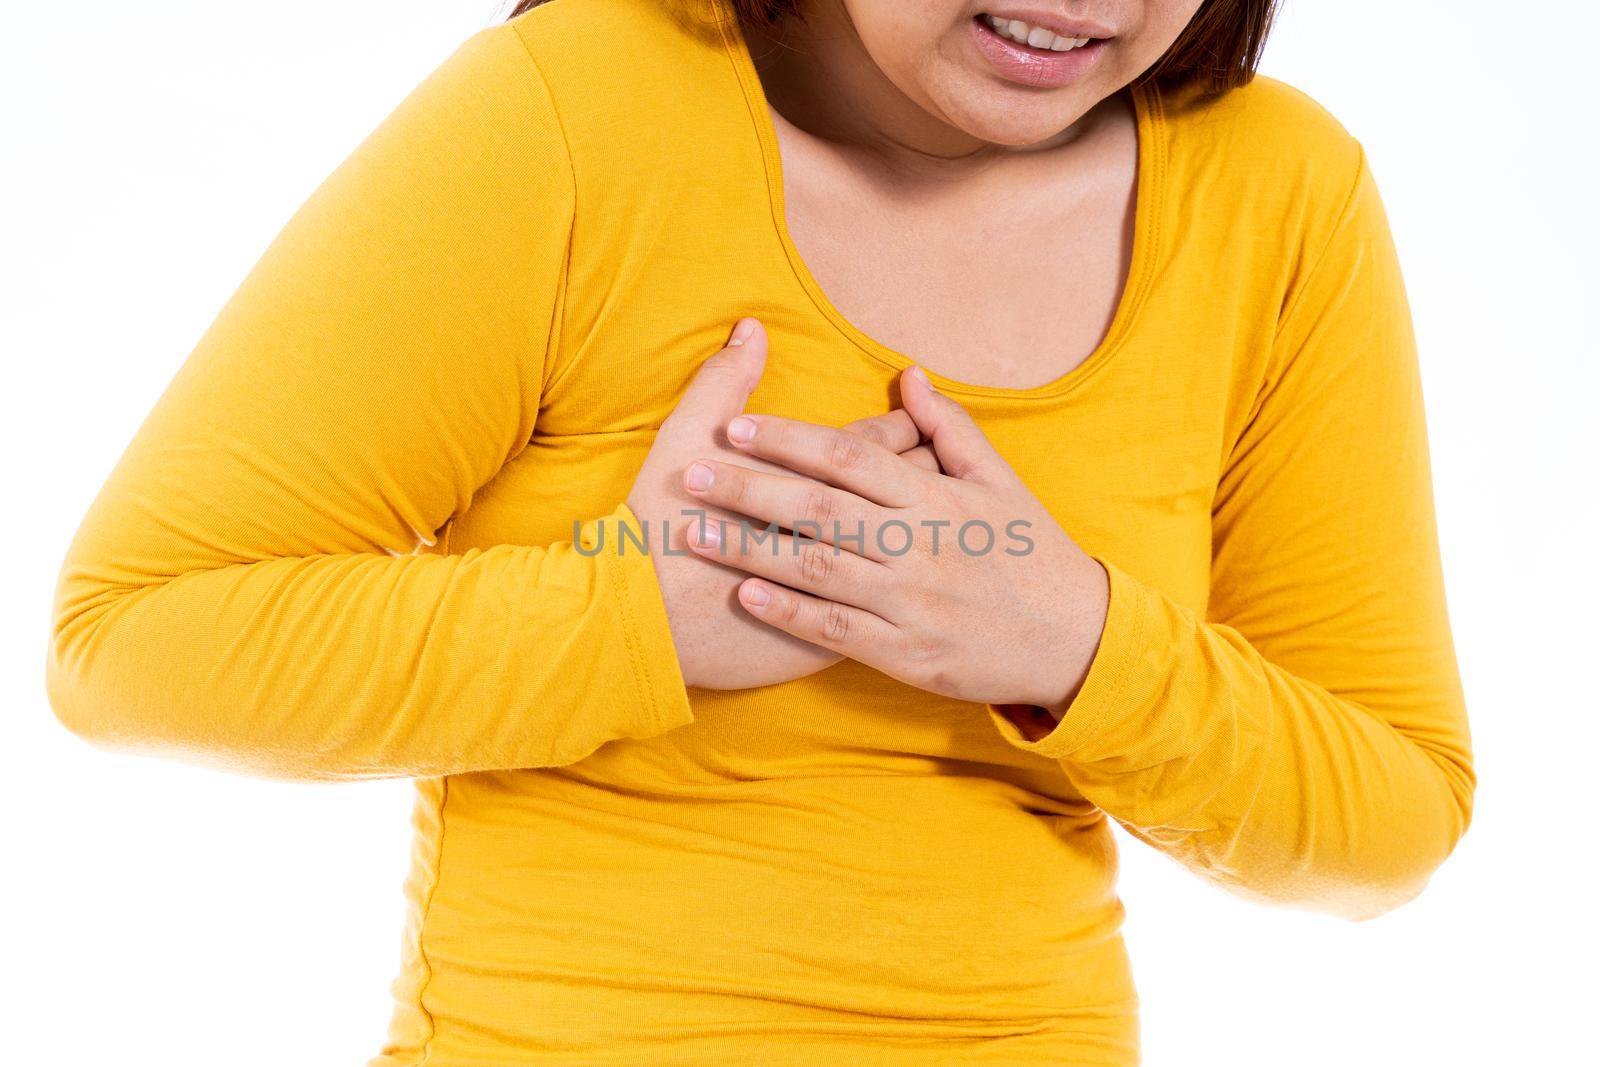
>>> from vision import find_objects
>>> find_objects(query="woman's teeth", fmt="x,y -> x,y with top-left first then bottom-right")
981,13 -> 1094,51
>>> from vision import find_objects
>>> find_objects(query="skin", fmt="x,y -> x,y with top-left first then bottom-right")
682,364 -> 1113,713
748,0 -> 1202,387
625,318 -> 940,690
756,0 -> 1204,153
636,1 -> 1203,719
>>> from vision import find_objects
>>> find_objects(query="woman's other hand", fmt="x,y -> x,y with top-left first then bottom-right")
678,364 -> 1110,715
626,318 -> 936,690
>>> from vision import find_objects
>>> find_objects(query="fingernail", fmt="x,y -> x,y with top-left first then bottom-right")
727,416 -> 757,444
910,365 -> 930,385
727,317 -> 757,347
684,461 -> 714,492
691,520 -> 721,549
743,582 -> 770,607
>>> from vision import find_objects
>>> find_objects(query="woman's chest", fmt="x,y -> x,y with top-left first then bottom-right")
777,206 -> 1132,395
446,310 -> 1218,615
770,113 -> 1139,393
432,84 -> 1261,776
776,198 -> 1131,394
444,287 -> 1224,777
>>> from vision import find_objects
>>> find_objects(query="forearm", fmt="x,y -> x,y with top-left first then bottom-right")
989,559 -> 1475,920
48,503 -> 693,782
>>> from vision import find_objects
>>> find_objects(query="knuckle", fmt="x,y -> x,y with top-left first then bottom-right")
798,542 -> 836,585
825,431 -> 867,473
722,468 -> 750,507
778,591 -> 805,628
800,486 -> 835,529
848,419 -> 890,448
699,352 -> 742,377
821,601 -> 852,642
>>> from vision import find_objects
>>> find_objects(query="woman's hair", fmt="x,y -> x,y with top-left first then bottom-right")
505,0 -> 1280,94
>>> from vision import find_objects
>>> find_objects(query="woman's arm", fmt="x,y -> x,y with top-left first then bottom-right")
670,148 -> 1475,921
1010,149 -> 1475,921
44,24 -> 694,782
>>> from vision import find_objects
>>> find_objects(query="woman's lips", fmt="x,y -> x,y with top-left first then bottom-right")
968,15 -> 1108,89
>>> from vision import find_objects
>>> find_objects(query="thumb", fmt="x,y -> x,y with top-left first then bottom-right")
668,317 -> 768,432
898,365 -> 1009,483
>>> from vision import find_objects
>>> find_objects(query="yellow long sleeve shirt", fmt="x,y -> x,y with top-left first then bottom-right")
45,0 -> 1476,1063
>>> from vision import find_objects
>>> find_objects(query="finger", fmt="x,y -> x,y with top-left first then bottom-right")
735,577 -> 899,659
898,365 -> 1014,484
664,317 -> 768,434
902,443 -> 940,474
723,413 -> 929,508
683,458 -> 890,558
840,408 -> 922,455
686,515 -> 891,609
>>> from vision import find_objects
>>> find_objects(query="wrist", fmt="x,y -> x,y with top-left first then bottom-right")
1028,555 -> 1111,718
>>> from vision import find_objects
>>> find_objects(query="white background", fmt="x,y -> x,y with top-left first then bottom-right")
3,1 -> 1595,1064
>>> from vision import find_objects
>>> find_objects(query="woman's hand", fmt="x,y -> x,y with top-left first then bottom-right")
677,364 -> 1110,716
625,319 -> 936,691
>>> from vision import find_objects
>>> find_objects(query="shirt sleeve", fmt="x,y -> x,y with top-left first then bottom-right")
987,147 -> 1476,921
45,23 -> 694,782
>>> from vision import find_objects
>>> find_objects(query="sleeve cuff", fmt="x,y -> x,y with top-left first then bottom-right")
580,500 -> 696,738
985,556 -> 1164,760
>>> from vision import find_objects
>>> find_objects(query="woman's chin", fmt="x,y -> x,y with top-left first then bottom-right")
934,84 -> 1097,148
959,109 -> 1095,149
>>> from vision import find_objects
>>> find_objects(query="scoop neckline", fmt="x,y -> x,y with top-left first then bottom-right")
714,2 -> 1167,401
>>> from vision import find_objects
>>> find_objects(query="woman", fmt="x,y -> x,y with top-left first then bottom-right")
45,0 -> 1476,1062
